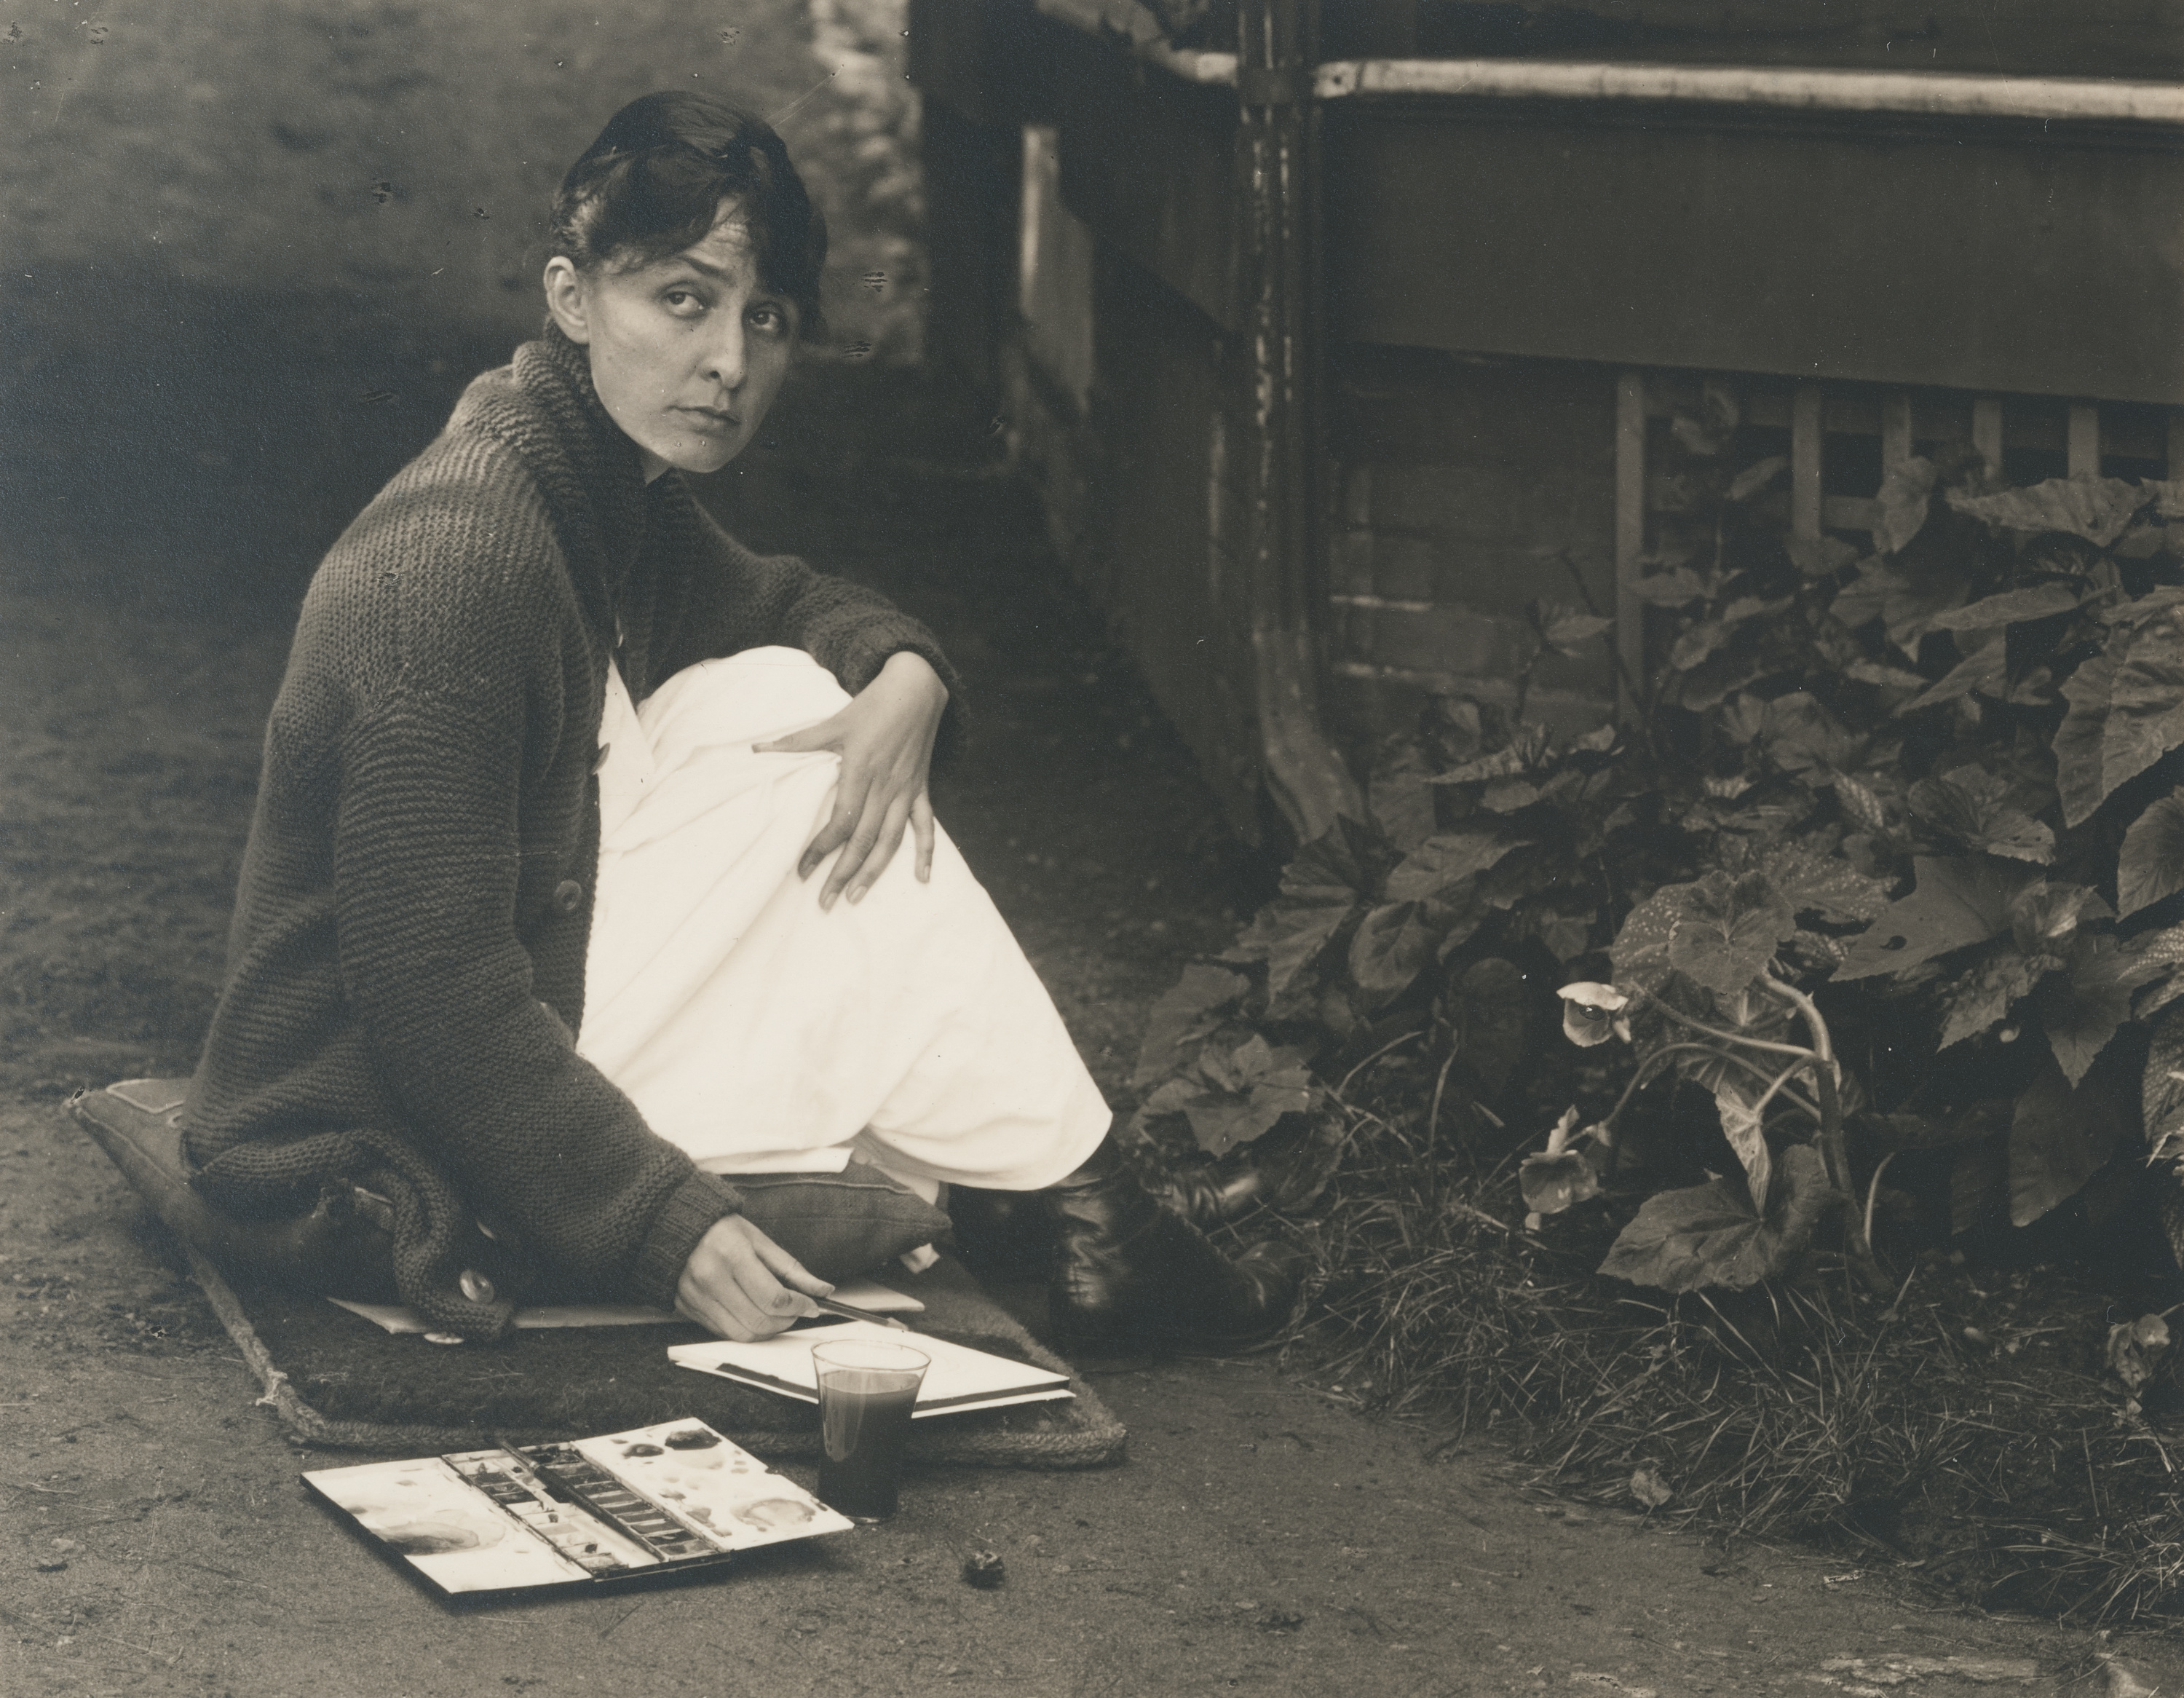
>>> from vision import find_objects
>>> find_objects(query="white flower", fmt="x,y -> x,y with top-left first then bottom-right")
1522,1110 -> 1602,1217
1557,982 -> 1632,1047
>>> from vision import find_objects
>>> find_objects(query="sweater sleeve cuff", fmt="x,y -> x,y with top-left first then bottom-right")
626,1169 -> 745,1310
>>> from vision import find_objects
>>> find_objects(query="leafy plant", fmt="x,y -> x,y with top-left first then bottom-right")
1131,390 -> 2184,1299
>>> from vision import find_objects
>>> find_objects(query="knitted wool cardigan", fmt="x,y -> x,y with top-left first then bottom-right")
182,326 -> 960,1340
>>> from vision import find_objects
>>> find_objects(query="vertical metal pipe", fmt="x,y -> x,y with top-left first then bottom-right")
1613,371 -> 1647,725
1238,0 -> 1359,842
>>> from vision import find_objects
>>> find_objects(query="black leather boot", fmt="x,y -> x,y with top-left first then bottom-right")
951,1158 -> 1269,1283
1045,1137 -> 1304,1351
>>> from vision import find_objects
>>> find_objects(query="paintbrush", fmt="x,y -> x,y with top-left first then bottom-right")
811,1295 -> 913,1332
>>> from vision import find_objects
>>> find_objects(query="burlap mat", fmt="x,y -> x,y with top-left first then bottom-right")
71,1081 -> 1127,1469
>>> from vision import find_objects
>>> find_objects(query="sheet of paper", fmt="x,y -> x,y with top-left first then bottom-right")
669,1320 -> 1074,1418
328,1276 -> 925,1335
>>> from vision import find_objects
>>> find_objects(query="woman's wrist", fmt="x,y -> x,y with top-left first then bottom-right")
879,648 -> 948,705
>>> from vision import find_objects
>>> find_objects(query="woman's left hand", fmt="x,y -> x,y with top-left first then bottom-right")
753,650 -> 949,909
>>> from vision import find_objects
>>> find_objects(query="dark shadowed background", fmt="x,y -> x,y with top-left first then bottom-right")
2,0 -> 924,607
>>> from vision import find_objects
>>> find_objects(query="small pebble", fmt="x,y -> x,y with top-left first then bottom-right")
962,1549 -> 1006,1589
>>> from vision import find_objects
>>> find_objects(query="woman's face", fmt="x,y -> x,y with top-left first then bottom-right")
545,197 -> 799,480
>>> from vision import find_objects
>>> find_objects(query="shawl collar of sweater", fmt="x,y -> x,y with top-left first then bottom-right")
454,323 -> 649,636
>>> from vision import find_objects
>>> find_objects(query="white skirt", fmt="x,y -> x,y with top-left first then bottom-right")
574,647 -> 1111,1199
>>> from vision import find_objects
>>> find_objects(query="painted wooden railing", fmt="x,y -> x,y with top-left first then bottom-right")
1613,375 -> 2184,716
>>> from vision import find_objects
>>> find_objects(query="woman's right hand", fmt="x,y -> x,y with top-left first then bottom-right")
675,1214 -> 834,1340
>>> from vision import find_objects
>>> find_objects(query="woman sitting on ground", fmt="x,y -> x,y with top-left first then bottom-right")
179,91 -> 1297,1348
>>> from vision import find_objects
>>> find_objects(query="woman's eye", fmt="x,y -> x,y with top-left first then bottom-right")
662,290 -> 705,315
748,304 -> 787,335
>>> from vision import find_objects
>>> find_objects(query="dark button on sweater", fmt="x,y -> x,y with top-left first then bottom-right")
553,878 -> 584,915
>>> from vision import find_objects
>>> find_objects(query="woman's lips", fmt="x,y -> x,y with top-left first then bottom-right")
676,406 -> 740,434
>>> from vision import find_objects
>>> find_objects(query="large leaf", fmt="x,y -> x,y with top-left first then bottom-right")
1226,816 -> 1393,996
1143,1033 -> 1320,1158
2120,791 -> 2184,917
1874,456 -> 1936,556
1384,827 -> 1523,904
2127,922 -> 2184,1021
2054,649 -> 2117,827
1668,871 -> 1799,998
1896,633 -> 2006,716
1934,942 -> 2045,1049
1906,767 -> 2055,864
1829,561 -> 1969,658
1348,900 -> 1446,1007
1760,692 -> 1862,783
1535,603 -> 1614,657
1603,869 -> 1797,1003
1714,1082 -> 1771,1212
1833,856 -> 2036,981
1631,566 -> 1712,607
1757,842 -> 1889,925
2007,880 -> 2110,955
1598,1145 -> 1837,1293
2052,613 -> 2184,830
2143,1001 -> 2184,1167
1132,963 -> 1251,1090
2008,1060 -> 2126,1226
1949,477 -> 2148,548
1926,582 -> 2086,632
2035,931 -> 2139,1085
1368,735 -> 1438,853
1427,723 -> 1552,786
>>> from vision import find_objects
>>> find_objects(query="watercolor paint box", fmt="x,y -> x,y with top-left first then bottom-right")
302,1418 -> 854,1598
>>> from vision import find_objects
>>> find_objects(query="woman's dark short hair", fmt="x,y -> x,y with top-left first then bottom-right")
550,92 -> 827,337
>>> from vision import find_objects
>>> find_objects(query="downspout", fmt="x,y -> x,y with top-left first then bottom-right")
1237,0 -> 1363,845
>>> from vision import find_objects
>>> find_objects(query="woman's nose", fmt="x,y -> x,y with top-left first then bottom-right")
701,317 -> 746,392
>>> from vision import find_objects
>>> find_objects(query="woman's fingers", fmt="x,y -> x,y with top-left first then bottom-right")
752,716 -> 843,758
910,791 -> 935,883
678,1215 -> 824,1340
839,791 -> 914,907
759,654 -> 946,902
749,1230 -> 835,1299
798,794 -> 859,882
817,780 -> 896,909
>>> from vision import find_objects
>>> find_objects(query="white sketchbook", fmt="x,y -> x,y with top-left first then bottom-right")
668,1320 -> 1074,1418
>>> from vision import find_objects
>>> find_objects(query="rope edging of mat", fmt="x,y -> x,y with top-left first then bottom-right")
181,1243 -> 1127,1465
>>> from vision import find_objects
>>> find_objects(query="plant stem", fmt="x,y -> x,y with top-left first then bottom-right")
1599,1043 -> 1819,1136
1748,1054 -> 1817,1123
1756,974 -> 1891,1297
1644,996 -> 1821,1064
1863,1151 -> 1898,1251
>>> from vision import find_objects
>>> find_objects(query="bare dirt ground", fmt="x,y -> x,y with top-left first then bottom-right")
4,362 -> 2181,1696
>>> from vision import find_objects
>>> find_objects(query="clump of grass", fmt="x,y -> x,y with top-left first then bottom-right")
1288,1078 -> 2184,1622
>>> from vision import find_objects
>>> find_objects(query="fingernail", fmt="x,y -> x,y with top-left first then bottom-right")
848,886 -> 866,904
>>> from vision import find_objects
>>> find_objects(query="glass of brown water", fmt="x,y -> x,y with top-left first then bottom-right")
812,1339 -> 930,1521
